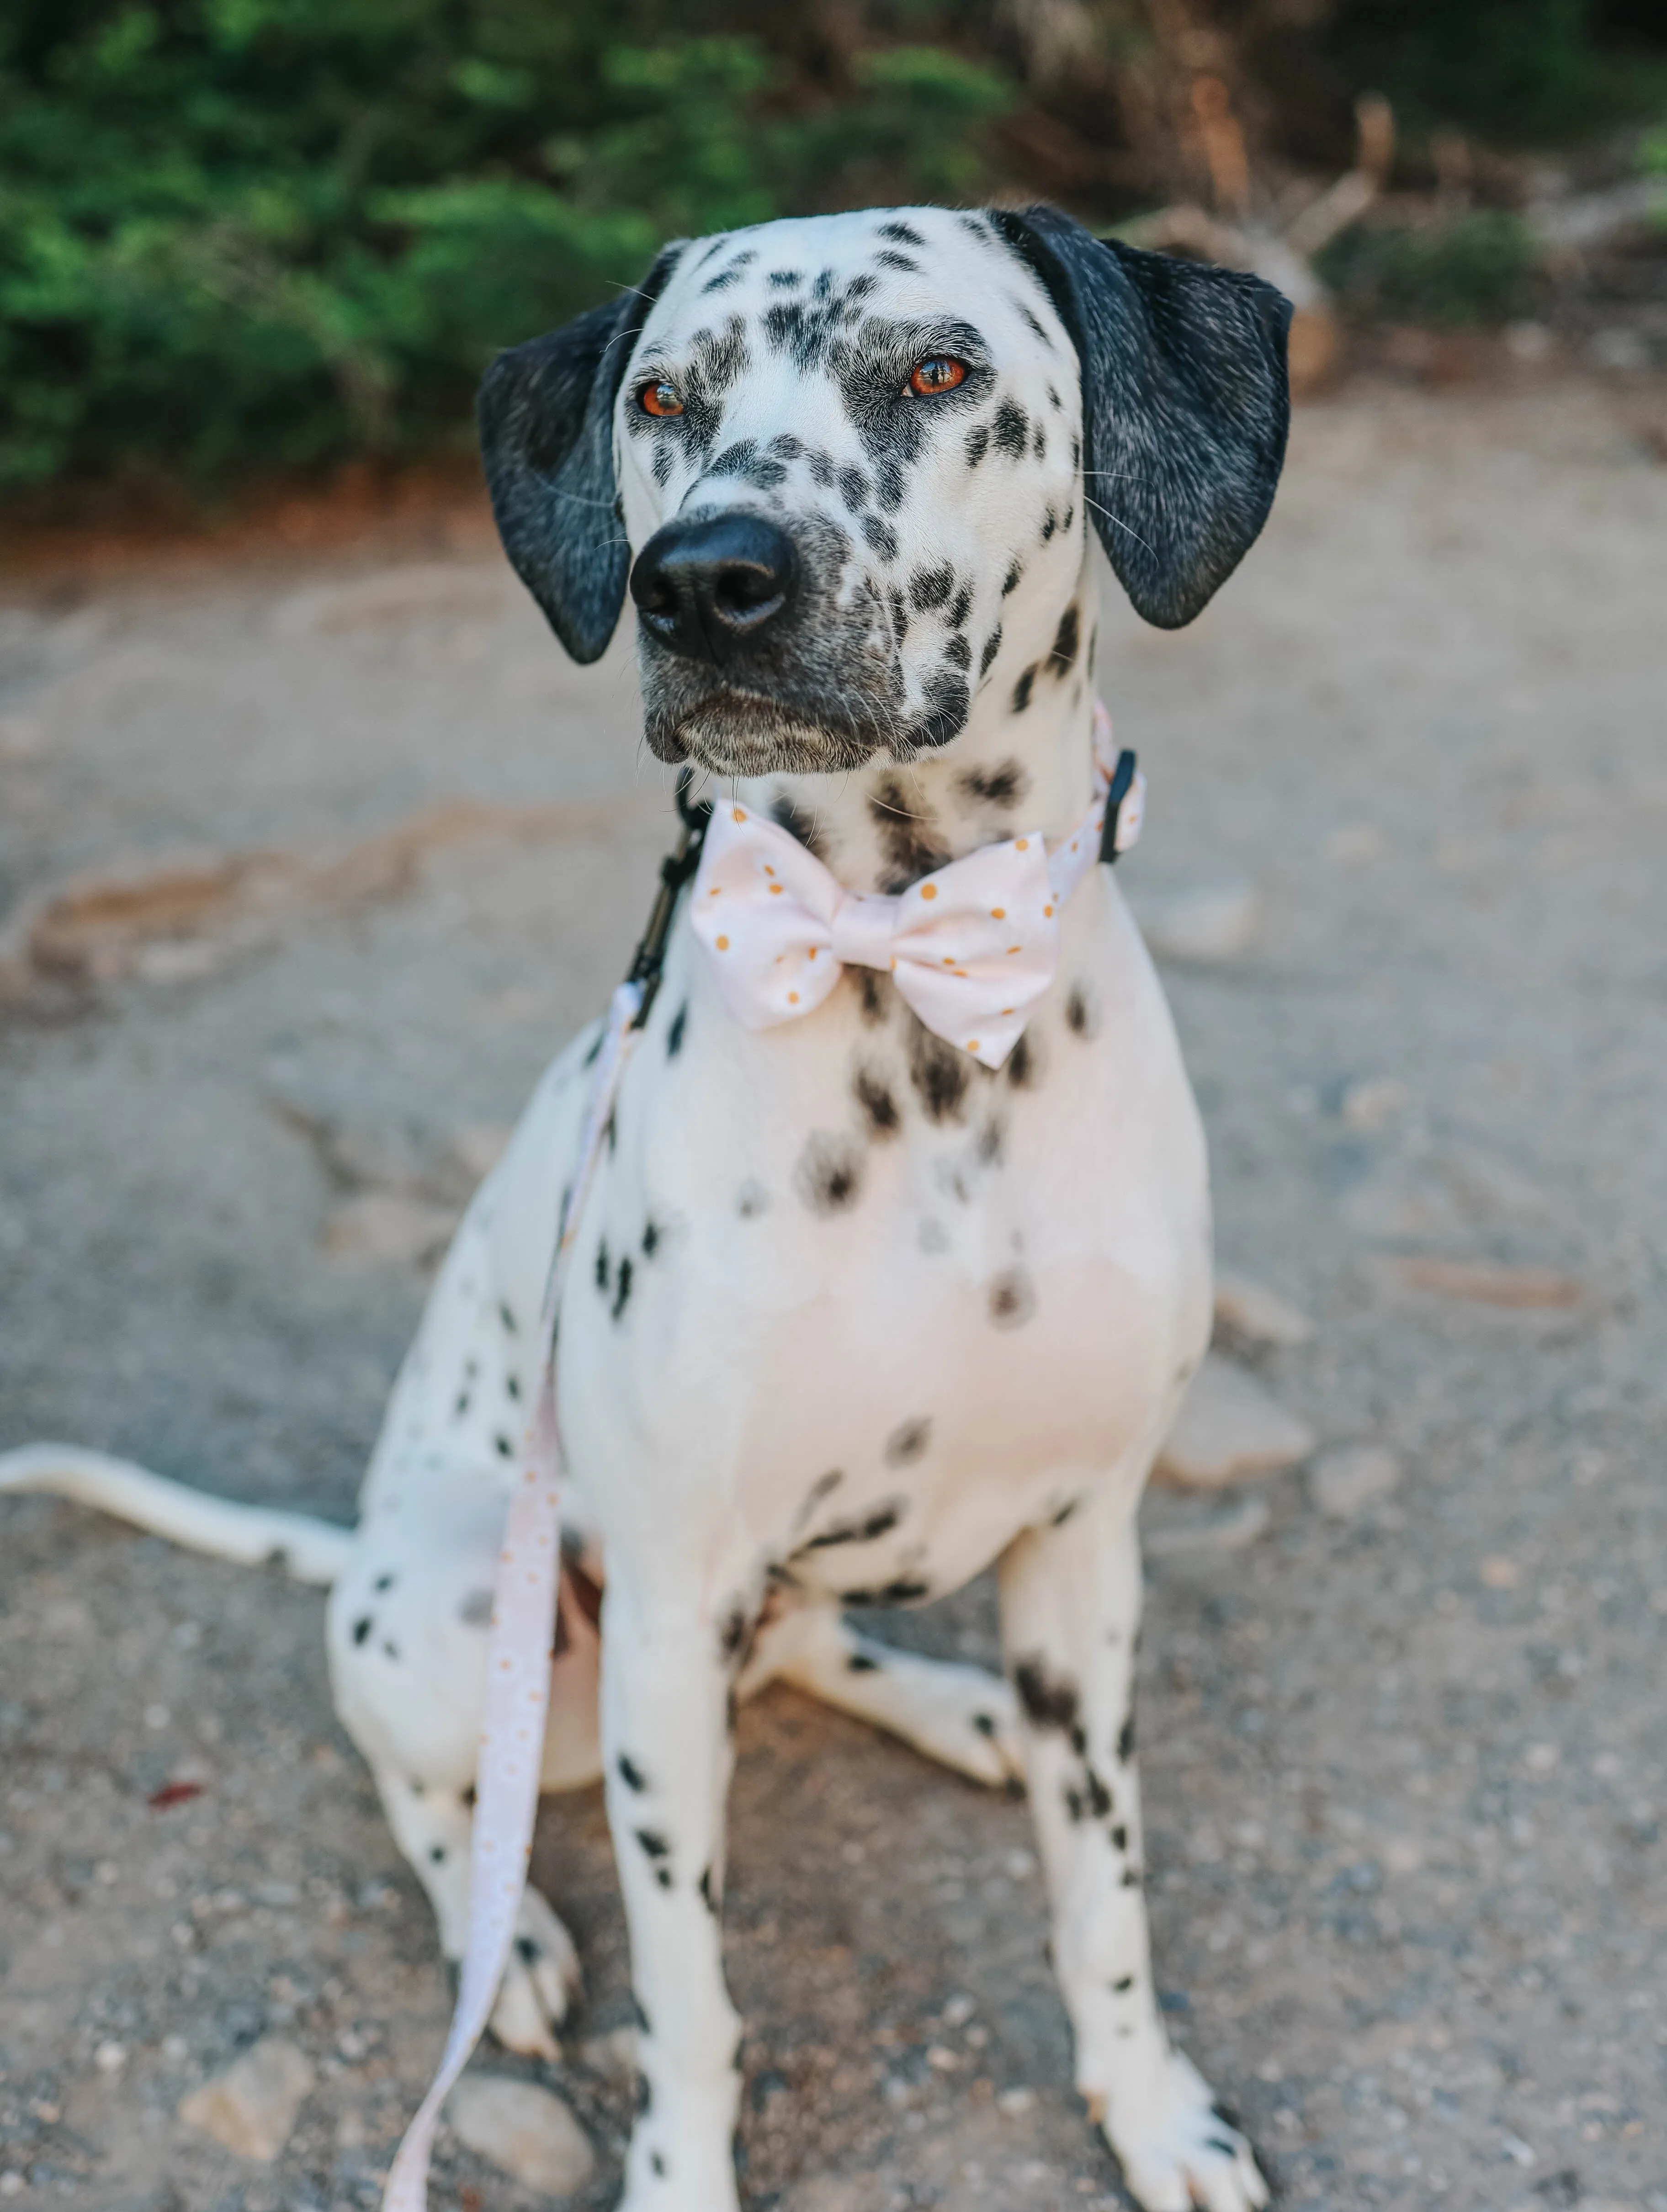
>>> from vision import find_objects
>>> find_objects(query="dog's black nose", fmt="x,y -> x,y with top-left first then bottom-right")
629,513 -> 798,662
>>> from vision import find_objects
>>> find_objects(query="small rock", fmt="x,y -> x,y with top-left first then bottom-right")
787,2178 -> 874,2212
1308,1443 -> 1402,1519
1213,1273 -> 1314,1350
576,2025 -> 638,2084
321,1191 -> 460,1268
177,2037 -> 314,2160
446,2074 -> 595,2197
94,2041 -> 126,2074
996,2085 -> 1038,2117
1130,878 -> 1261,963
1154,1354 -> 1316,1489
1144,1493 -> 1271,1558
1340,1076 -> 1409,1131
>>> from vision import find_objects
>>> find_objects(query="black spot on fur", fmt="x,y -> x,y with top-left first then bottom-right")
768,269 -> 802,288
944,632 -> 972,670
884,1416 -> 931,1467
800,1502 -> 903,1552
876,249 -> 919,272
988,1267 -> 1035,1328
847,1649 -> 881,1673
875,458 -> 906,512
699,1865 -> 720,1914
861,513 -> 898,561
515,1934 -> 542,1967
1006,1029 -> 1040,1090
844,1577 -> 932,1606
595,1240 -> 609,1292
1050,604 -> 1080,673
1111,1822 -> 1129,1850
1033,420 -> 1047,460
611,1256 -> 634,1321
977,1118 -> 1004,1166
908,1021 -> 970,1124
854,1066 -> 901,1138
494,1433 -> 514,1459
979,626 -> 1003,675
1114,1974 -> 1135,1993
459,1588 -> 493,1627
966,423 -> 990,467
917,669 -> 970,748
869,775 -> 949,892
858,970 -> 892,1025
737,1181 -> 770,1219
352,1617 -> 372,1646
1065,983 -> 1096,1037
1118,1711 -> 1137,1763
429,1843 -> 446,1862
1001,558 -> 1023,597
838,464 -> 869,511
1014,1657 -> 1080,1733
1041,506 -> 1059,541
946,584 -> 972,628
959,759 -> 1028,807
618,1754 -> 647,1793
584,1030 -> 604,1066
1019,302 -> 1052,344
1122,1867 -> 1142,1887
635,1828 -> 670,1861
666,1001 -> 688,1058
1011,666 -> 1037,713
1051,1497 -> 1081,1527
878,219 -> 926,245
808,448 -> 835,488
910,563 -> 954,611
641,1220 -> 660,1258
652,2152 -> 667,2177
632,1991 -> 651,2035
506,1374 -> 520,1400
771,795 -> 826,859
796,1132 -> 865,1215
993,399 -> 1028,457
973,1712 -> 997,1737
374,1572 -> 394,1592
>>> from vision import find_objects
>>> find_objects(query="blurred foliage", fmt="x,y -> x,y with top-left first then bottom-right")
0,1 -> 1009,490
2,0 -> 1664,497
1317,211 -> 1538,327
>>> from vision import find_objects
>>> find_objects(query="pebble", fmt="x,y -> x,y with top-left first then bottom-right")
1213,1272 -> 1314,1350
1129,877 -> 1261,963
320,1191 -> 461,1268
1308,1443 -> 1402,1519
1154,1353 -> 1316,1489
177,2036 -> 314,2160
446,2074 -> 595,2196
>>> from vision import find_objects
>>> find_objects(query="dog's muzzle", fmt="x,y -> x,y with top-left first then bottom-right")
630,513 -> 799,665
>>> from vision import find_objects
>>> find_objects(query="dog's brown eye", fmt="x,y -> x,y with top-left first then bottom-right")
908,356 -> 967,397
639,379 -> 684,418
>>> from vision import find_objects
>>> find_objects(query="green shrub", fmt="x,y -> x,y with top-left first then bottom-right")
1318,210 -> 1539,328
0,3 -> 1011,493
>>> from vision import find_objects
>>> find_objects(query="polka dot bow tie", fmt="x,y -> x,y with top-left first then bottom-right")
691,703 -> 1144,1071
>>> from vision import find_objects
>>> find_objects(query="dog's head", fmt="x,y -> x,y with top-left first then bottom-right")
479,206 -> 1290,776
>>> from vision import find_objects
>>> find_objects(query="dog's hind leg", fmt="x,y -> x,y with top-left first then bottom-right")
372,1765 -> 583,2059
746,1603 -> 1025,1791
1000,1496 -> 1268,2212
328,1493 -> 600,2058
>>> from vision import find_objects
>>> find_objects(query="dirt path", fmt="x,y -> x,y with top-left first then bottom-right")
2,375 -> 1665,2212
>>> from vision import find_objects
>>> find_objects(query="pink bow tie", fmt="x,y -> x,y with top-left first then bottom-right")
690,706 -> 1143,1071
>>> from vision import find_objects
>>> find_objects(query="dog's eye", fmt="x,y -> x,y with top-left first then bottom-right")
907,356 -> 967,398
638,379 -> 685,419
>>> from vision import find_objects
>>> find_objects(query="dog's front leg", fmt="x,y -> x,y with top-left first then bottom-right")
1000,1500 -> 1268,2212
601,1570 -> 742,2212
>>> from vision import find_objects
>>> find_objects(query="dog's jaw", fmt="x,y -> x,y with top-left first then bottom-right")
722,538 -> 1105,898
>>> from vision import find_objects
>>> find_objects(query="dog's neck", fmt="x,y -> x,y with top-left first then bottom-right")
733,566 -> 1102,898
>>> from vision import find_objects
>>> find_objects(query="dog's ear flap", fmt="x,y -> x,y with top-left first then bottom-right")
477,243 -> 685,664
990,205 -> 1291,630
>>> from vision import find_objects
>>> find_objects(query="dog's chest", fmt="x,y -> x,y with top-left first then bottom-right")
536,873 -> 1210,1599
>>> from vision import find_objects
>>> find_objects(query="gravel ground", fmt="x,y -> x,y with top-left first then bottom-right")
1,373 -> 1664,2212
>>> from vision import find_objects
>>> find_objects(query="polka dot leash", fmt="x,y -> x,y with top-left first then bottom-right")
382,978 -> 645,2212
691,700 -> 1142,1071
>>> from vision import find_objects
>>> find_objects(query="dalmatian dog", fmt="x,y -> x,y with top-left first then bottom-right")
2,204 -> 1289,2210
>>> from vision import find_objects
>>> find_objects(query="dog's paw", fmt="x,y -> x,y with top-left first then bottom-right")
488,1886 -> 583,2058
1103,2052 -> 1268,2212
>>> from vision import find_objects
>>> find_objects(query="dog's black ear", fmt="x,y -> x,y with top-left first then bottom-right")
477,243 -> 685,663
990,205 -> 1291,630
